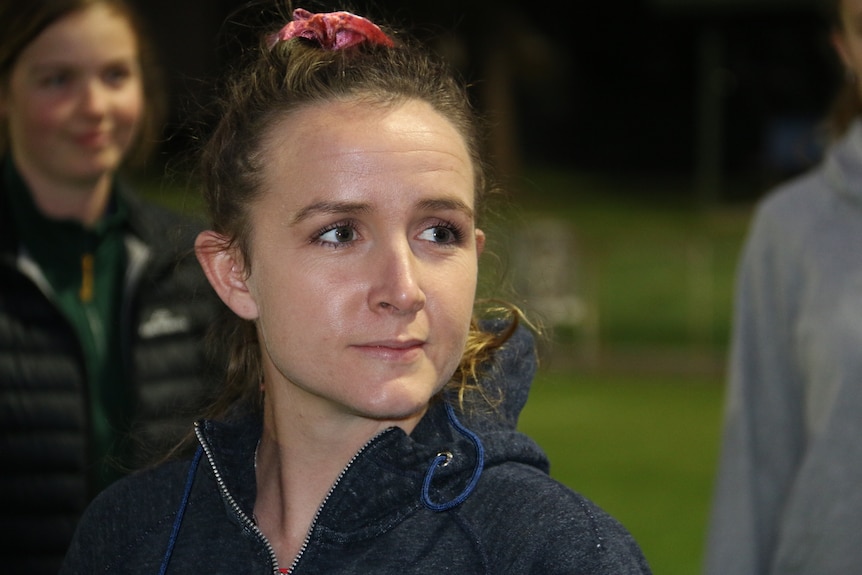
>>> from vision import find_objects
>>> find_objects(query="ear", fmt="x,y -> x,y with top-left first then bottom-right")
195,230 -> 259,320
475,228 -> 486,257
832,29 -> 852,72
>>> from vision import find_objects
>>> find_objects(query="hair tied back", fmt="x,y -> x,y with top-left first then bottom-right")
267,8 -> 394,51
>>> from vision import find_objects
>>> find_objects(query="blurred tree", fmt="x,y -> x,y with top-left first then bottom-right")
133,0 -> 837,202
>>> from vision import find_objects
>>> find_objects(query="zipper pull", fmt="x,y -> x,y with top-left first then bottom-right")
80,253 -> 94,302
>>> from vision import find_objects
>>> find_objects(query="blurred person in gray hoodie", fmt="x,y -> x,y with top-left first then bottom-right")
704,0 -> 862,573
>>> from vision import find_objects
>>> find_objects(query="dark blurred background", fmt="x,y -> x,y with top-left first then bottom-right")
134,0 -> 836,204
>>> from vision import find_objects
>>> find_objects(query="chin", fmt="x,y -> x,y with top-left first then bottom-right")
76,149 -> 123,171
357,393 -> 432,423
359,382 -> 444,423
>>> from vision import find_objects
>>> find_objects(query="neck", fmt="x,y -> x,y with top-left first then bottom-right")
254,414 -> 356,567
253,392 -> 402,567
14,162 -> 115,227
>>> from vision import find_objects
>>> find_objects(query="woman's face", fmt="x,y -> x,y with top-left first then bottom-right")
226,98 -> 483,428
0,4 -> 144,186
835,0 -> 862,100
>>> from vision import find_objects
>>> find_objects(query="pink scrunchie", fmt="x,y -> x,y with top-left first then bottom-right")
267,8 -> 394,51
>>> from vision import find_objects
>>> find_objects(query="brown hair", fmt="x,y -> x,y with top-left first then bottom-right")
0,0 -> 166,165
195,4 -> 525,421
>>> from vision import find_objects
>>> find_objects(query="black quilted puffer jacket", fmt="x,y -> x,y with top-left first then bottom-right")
0,181 -> 225,574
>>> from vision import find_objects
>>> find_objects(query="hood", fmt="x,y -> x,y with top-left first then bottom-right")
189,398 -> 549,539
463,319 -> 539,431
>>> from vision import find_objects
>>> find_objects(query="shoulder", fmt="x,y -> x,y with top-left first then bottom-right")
737,165 -> 834,270
462,463 -> 652,574
118,186 -> 217,297
61,459 -> 198,572
82,459 -> 192,528
474,462 -> 632,537
751,167 -> 828,234
118,183 -> 206,252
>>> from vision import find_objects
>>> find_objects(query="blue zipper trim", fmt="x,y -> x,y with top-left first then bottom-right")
421,402 -> 485,511
159,445 -> 203,575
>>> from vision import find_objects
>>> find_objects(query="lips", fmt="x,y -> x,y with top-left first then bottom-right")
74,130 -> 110,148
352,339 -> 426,362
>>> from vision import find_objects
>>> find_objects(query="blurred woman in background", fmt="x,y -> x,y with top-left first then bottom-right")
0,1 -> 222,572
704,0 -> 862,573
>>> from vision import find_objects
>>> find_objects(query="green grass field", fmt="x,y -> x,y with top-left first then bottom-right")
494,168 -> 752,350
505,168 -> 752,575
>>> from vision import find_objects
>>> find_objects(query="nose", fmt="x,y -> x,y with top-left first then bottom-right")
79,80 -> 109,116
368,239 -> 426,315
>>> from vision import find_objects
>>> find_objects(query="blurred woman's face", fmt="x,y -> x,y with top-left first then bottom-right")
834,0 -> 862,100
0,4 -> 144,187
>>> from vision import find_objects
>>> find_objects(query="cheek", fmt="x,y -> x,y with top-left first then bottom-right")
253,259 -> 348,334
10,95 -> 66,137
7,109 -> 60,158
115,87 -> 145,131
429,259 -> 478,325
847,36 -> 862,65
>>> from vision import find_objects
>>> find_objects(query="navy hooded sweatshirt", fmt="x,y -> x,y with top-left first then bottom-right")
60,323 -> 652,574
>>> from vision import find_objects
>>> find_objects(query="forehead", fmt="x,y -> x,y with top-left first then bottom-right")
265,98 -> 469,156
17,4 -> 138,68
257,98 -> 475,200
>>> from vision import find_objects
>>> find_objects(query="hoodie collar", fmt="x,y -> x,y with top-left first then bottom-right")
193,396 -> 544,537
826,118 -> 862,208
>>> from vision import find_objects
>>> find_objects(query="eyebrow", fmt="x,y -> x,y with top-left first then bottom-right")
291,201 -> 372,225
27,62 -> 77,76
27,58 -> 136,79
30,54 -> 136,69
291,197 -> 474,225
415,197 -> 475,220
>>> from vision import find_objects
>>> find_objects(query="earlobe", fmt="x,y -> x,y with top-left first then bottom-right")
195,230 -> 260,320
475,228 -> 486,257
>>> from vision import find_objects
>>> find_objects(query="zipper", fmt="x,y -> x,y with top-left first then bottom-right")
195,424 -> 281,574
120,235 -> 149,385
285,427 -> 394,574
79,253 -> 94,302
195,424 -> 395,575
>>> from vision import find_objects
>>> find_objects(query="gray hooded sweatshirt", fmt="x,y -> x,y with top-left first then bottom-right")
704,119 -> 862,575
